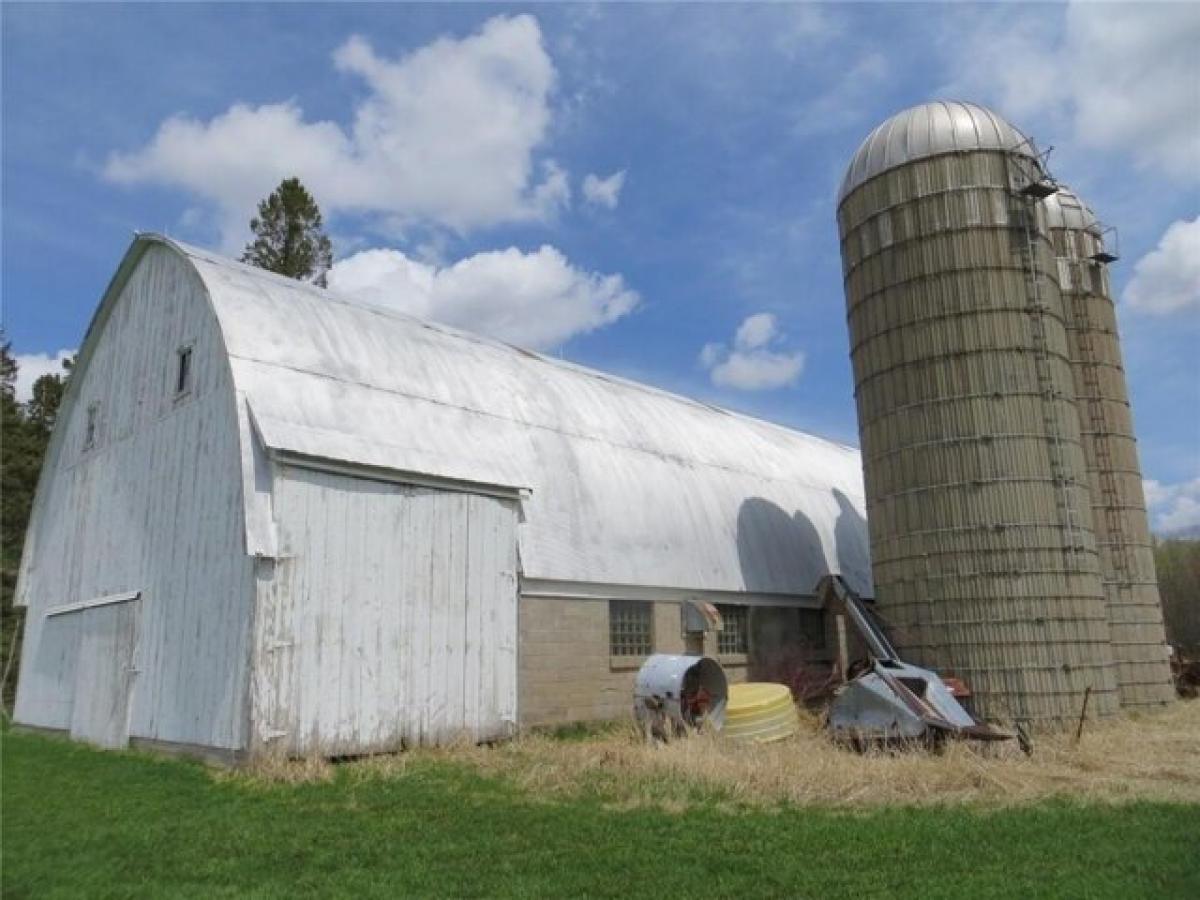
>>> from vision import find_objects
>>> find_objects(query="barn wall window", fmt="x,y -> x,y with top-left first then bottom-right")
716,604 -> 749,655
175,345 -> 193,397
84,402 -> 100,451
609,600 -> 652,657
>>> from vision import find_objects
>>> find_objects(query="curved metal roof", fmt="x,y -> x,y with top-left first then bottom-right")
137,236 -> 872,598
839,100 -> 1035,204
1042,186 -> 1099,231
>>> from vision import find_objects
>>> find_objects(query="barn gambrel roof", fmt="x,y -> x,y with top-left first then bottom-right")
89,235 -> 873,598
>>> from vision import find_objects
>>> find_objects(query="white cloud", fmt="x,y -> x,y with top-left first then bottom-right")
710,351 -> 805,391
699,312 -> 805,391
944,1 -> 1200,181
698,342 -> 724,369
327,245 -> 638,350
581,170 -> 625,209
773,3 -> 840,53
733,312 -> 777,351
792,52 -> 888,137
1124,217 -> 1200,315
1144,477 -> 1200,536
529,160 -> 572,218
104,15 -> 567,248
13,350 -> 74,402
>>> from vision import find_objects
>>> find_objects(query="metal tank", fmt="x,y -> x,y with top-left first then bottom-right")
633,654 -> 728,738
836,101 -> 1119,725
1044,188 -> 1174,707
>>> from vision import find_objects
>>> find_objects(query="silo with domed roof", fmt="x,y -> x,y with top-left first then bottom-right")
836,100 -> 1119,725
1044,187 -> 1174,707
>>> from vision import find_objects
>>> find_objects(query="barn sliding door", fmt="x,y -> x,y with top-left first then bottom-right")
261,466 -> 519,754
68,598 -> 141,748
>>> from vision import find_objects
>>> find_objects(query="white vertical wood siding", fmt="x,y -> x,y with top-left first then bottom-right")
253,466 -> 518,755
68,599 -> 140,748
14,245 -> 253,749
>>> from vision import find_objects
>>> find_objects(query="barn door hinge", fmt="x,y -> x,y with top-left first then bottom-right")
262,729 -> 289,741
266,640 -> 293,652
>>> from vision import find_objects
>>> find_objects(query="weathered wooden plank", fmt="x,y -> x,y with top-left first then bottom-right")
267,467 -> 518,754
69,599 -> 139,748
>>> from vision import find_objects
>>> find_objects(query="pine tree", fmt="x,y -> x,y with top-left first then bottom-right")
0,343 -> 72,710
1,341 -> 32,709
26,357 -> 71,435
241,177 -> 334,287
1157,538 -> 1200,655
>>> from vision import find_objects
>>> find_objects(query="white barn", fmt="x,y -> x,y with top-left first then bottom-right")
14,234 -> 871,760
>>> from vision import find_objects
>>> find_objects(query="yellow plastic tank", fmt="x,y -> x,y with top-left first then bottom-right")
723,683 -> 799,743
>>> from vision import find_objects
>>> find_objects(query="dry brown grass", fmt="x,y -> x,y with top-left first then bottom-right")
231,700 -> 1200,809
229,749 -> 337,786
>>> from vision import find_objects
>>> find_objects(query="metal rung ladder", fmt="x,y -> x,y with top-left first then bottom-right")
1008,151 -> 1083,570
1069,262 -> 1129,575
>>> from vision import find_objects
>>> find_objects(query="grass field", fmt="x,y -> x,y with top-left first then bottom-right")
4,724 -> 1199,898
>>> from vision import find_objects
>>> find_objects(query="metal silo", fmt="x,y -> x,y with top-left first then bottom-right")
1044,188 -> 1175,707
836,101 -> 1119,725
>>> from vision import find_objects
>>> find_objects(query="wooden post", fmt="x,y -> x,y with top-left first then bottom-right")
1074,685 -> 1092,744
835,614 -> 849,682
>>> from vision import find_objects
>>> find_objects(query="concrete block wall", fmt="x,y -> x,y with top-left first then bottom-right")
518,595 -> 830,728
518,596 -> 681,726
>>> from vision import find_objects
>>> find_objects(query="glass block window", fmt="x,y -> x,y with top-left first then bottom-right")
798,608 -> 826,650
717,605 -> 749,655
609,600 -> 652,657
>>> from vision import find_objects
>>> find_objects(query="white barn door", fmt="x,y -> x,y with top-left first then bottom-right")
265,466 -> 519,754
68,599 -> 141,748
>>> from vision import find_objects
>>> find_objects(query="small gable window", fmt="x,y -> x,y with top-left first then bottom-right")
175,346 -> 193,396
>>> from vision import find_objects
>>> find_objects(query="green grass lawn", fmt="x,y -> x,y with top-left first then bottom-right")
3,729 -> 1198,899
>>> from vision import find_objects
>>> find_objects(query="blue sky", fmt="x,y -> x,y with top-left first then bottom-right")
3,2 -> 1198,531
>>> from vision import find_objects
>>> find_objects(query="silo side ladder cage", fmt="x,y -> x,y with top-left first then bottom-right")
1089,222 -> 1120,264
1008,138 -> 1059,199
1007,145 -> 1086,569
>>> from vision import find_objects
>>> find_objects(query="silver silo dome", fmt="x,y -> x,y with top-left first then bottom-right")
838,100 -> 1037,204
836,101 -> 1119,726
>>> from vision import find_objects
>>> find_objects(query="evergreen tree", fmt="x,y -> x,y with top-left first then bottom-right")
26,357 -> 72,434
1157,538 -> 1200,655
1,341 -> 31,709
0,342 -> 72,710
241,177 -> 334,287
